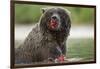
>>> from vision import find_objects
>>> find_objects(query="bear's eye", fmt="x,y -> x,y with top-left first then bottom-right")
57,12 -> 63,16
58,11 -> 62,15
45,12 -> 52,16
49,12 -> 53,15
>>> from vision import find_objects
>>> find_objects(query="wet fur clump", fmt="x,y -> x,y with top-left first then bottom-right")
15,7 -> 71,64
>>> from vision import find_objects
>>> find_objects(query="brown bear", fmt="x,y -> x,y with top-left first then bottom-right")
15,7 -> 71,64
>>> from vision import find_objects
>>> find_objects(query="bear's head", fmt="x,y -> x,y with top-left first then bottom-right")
40,7 -> 71,33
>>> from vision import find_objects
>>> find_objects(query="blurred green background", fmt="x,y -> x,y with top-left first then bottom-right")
67,38 -> 94,61
15,4 -> 94,25
15,4 -> 95,62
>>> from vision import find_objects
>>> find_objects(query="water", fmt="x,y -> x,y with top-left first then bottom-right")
15,24 -> 94,40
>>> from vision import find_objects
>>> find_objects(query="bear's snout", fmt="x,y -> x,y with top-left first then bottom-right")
48,14 -> 61,30
51,15 -> 57,20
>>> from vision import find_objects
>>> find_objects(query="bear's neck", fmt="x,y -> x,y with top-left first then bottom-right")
51,30 -> 67,43
42,29 -> 67,45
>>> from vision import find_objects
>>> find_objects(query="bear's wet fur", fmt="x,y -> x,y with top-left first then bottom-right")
15,7 -> 71,64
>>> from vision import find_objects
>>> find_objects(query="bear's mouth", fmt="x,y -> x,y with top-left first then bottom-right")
49,19 -> 59,30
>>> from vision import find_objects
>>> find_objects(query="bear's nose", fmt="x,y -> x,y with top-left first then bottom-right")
52,16 -> 57,20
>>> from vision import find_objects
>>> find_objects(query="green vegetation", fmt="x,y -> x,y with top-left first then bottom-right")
15,4 -> 42,24
67,38 -> 94,60
15,4 -> 95,25
66,7 -> 94,24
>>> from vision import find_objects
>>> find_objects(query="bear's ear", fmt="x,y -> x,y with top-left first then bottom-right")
41,8 -> 47,13
65,9 -> 71,16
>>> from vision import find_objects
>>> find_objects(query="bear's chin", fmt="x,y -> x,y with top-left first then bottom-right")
47,25 -> 60,31
47,20 -> 60,31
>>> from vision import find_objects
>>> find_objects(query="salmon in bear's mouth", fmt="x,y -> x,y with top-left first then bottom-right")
57,55 -> 64,62
49,19 -> 59,29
